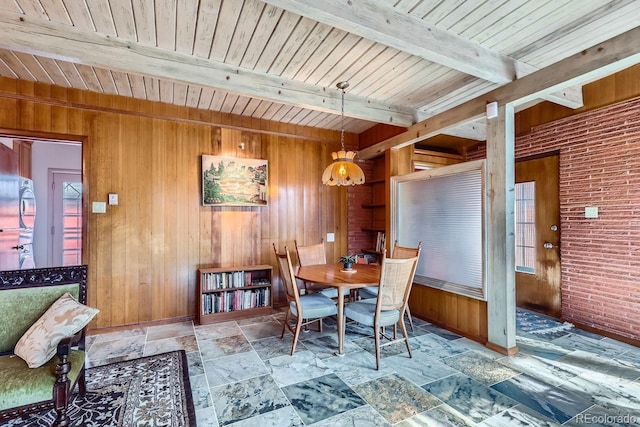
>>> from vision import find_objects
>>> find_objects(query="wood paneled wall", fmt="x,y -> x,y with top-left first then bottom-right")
358,123 -> 406,150
352,144 -> 487,342
466,65 -> 640,342
404,65 -> 640,344
398,149 -> 488,342
515,63 -> 640,136
410,286 -> 488,341
0,77 -> 349,330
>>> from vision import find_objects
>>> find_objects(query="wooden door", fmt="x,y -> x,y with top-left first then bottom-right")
515,154 -> 561,318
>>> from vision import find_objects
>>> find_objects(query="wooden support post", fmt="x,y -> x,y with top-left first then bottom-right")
485,103 -> 517,354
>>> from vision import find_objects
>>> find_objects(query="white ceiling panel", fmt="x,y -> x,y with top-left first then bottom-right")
0,0 -> 637,137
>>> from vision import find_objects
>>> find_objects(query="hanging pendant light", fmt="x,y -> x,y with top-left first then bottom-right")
322,81 -> 365,186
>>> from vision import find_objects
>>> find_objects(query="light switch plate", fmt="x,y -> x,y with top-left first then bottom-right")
108,193 -> 118,205
92,201 -> 107,213
326,233 -> 335,242
585,206 -> 598,218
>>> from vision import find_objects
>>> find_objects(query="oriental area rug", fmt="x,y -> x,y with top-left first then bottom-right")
516,307 -> 575,336
5,350 -> 196,427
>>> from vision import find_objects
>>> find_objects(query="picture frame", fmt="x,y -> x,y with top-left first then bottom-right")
201,155 -> 268,206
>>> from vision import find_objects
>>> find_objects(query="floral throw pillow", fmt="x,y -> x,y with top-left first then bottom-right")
14,292 -> 99,368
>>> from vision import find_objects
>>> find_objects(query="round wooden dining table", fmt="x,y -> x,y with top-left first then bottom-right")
295,263 -> 380,355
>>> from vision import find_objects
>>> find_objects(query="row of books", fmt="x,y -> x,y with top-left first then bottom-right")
201,288 -> 271,314
201,271 -> 270,291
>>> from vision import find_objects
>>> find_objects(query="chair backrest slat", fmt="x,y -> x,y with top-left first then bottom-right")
273,244 -> 301,305
295,239 -> 326,266
391,240 -> 422,259
377,256 -> 419,311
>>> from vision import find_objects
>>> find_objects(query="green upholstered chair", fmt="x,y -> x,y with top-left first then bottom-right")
0,265 -> 90,426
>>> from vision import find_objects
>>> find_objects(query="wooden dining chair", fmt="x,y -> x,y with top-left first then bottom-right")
359,240 -> 422,331
273,244 -> 338,355
343,254 -> 419,370
294,239 -> 351,300
294,239 -> 326,266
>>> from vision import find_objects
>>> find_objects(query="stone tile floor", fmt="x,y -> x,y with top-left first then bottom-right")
85,309 -> 640,426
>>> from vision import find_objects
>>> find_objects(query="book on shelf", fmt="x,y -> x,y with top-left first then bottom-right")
202,270 -> 273,291
200,287 -> 271,315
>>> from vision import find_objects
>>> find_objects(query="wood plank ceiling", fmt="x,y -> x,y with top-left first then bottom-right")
0,0 -> 638,142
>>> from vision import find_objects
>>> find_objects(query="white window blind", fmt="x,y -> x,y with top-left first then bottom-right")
392,160 -> 485,300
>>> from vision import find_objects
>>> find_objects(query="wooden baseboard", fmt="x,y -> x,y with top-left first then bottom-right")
416,315 -> 488,345
414,314 -> 520,355
569,321 -> 640,348
486,341 -> 519,356
87,315 -> 195,335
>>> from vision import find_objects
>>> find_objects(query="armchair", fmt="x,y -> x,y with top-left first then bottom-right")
0,265 -> 93,426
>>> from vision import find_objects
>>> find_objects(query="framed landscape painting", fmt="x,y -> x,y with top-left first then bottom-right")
202,155 -> 268,206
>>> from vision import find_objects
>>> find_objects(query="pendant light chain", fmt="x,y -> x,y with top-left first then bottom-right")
340,85 -> 345,151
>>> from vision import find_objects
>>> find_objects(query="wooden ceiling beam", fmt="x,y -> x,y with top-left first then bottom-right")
359,26 -> 640,160
263,0 -> 583,109
0,10 -> 415,126
441,120 -> 487,141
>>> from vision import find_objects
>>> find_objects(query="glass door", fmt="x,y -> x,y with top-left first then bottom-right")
49,171 -> 82,266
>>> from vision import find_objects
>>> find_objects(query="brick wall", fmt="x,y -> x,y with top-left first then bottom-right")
347,160 -> 375,255
468,96 -> 640,340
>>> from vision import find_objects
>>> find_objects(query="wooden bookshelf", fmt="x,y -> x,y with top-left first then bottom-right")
197,264 -> 273,324
364,178 -> 385,185
362,249 -> 383,255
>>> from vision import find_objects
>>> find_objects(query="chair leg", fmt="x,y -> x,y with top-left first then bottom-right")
318,318 -> 323,332
53,355 -> 71,427
374,324 -> 381,370
406,306 -> 415,332
280,310 -> 290,339
78,368 -> 86,398
399,318 -> 412,359
291,315 -> 304,355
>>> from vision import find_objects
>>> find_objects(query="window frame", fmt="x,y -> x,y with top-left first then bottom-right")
391,159 -> 487,300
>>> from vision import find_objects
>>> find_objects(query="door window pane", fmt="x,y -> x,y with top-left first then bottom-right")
62,182 -> 82,266
515,181 -> 535,273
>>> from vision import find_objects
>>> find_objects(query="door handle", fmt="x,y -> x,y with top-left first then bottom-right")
543,242 -> 558,249
11,245 -> 24,250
